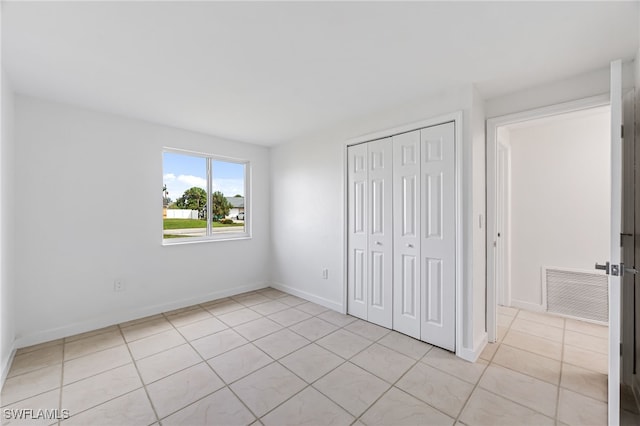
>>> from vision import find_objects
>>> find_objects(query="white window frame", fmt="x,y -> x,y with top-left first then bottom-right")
162,148 -> 251,245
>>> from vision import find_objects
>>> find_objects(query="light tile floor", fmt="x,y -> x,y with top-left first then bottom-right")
2,289 -> 639,426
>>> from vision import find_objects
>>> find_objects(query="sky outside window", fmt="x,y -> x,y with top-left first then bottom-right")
163,152 -> 245,202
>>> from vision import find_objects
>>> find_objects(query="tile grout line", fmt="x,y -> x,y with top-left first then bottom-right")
456,307 -> 566,424
489,355 -> 561,388
451,309 -> 518,425
476,308 -> 564,422
352,345 -> 447,424
3,334 -> 128,418
212,290 -> 321,423
64,388 -> 152,424
56,347 -> 133,387
158,307 -> 262,423
0,344 -> 92,410
113,290 -> 271,423
117,323 -> 162,425
353,347 -> 422,424
6,326 -> 122,381
136,300 -> 310,379
5,301 -> 434,423
11,339 -> 64,357
254,318 -> 387,423
0,289 -> 279,420
249,305 -> 358,421
144,288 -> 297,423
47,332 -> 161,423
490,314 -> 567,387
206,301 -> 380,423
474,381 -> 562,423
487,308 -> 607,423
57,336 -> 65,426
321,327 -> 445,424
220,298 -> 318,423
555,317 -> 567,425
7,292 -> 609,425
124,293 -> 261,352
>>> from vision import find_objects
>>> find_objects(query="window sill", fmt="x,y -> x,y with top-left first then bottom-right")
162,233 -> 251,246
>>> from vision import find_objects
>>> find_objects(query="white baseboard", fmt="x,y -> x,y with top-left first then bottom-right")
270,282 -> 343,312
456,332 -> 487,363
510,299 -> 545,313
14,282 -> 269,349
1,344 -> 16,389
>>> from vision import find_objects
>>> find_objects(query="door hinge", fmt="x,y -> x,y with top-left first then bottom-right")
620,343 -> 623,356
621,125 -> 623,138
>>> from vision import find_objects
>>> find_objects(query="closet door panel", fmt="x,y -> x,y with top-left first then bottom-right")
347,143 -> 368,320
425,257 -> 443,324
420,122 -> 456,350
393,130 -> 421,338
367,138 -> 393,328
425,173 -> 443,239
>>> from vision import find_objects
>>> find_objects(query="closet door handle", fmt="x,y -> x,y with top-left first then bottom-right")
375,241 -> 382,246
407,243 -> 414,248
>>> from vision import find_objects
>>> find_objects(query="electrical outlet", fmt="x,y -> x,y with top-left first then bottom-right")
322,268 -> 329,279
114,280 -> 125,292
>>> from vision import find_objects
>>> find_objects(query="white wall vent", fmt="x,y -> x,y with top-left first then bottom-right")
544,267 -> 608,323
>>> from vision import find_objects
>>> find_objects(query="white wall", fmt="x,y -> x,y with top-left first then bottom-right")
270,84 -> 487,359
636,48 -> 640,88
1,69 -> 16,381
13,96 -> 271,346
507,108 -> 610,308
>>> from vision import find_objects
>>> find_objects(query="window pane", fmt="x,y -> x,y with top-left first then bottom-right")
163,152 -> 207,239
212,160 -> 246,234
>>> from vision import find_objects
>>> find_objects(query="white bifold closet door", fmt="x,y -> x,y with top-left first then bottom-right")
348,122 -> 455,351
392,130 -> 422,339
420,122 -> 455,351
347,138 -> 393,328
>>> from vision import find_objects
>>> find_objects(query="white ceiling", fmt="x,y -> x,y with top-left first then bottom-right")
3,1 -> 638,146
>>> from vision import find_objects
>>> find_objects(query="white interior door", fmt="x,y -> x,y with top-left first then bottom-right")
347,143 -> 368,321
393,130 -> 422,338
621,88 -> 635,387
607,59 -> 623,426
347,139 -> 393,327
420,122 -> 456,351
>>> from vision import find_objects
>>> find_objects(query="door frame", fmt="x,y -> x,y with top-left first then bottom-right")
621,88 -> 636,388
342,111 -> 464,355
495,138 -> 511,307
485,94 -> 610,343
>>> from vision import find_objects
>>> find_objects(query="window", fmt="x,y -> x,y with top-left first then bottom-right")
162,149 -> 249,243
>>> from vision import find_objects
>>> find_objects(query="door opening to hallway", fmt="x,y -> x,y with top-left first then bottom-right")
487,65 -> 640,424
493,105 -> 611,324
487,102 -> 622,424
